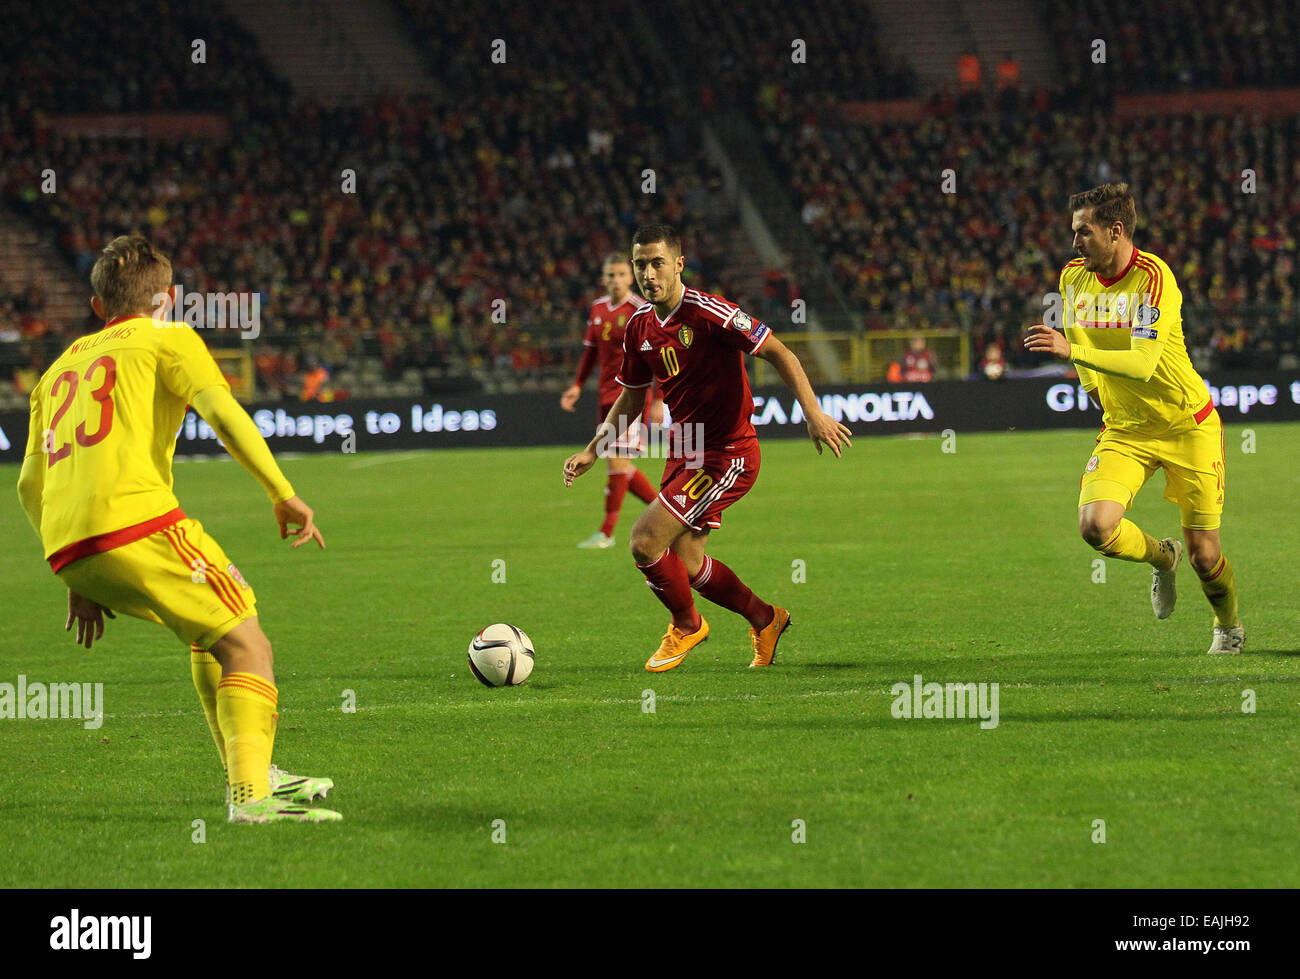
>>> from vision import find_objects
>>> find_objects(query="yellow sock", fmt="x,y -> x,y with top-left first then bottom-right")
1097,519 -> 1169,567
216,673 -> 278,805
190,646 -> 226,770
1198,555 -> 1240,627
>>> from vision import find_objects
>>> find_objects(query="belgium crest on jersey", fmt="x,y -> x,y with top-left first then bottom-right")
677,325 -> 693,348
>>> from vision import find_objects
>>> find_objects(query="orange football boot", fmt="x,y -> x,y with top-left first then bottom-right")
645,617 -> 710,672
748,607 -> 791,668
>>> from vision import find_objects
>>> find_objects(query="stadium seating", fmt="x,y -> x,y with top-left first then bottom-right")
2,0 -> 1297,401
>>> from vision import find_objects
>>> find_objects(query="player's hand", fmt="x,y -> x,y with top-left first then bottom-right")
1024,324 -> 1072,360
66,590 -> 115,650
649,397 -> 664,426
274,495 -> 326,549
560,385 -> 581,412
807,409 -> 852,457
563,449 -> 597,486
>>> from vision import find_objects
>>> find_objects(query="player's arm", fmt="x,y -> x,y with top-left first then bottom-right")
561,320 -> 599,411
190,386 -> 324,549
162,325 -> 323,549
1025,325 -> 1165,381
1073,363 -> 1105,411
1028,272 -> 1176,382
563,383 -> 648,486
755,335 -> 852,457
16,395 -> 118,646
16,454 -> 44,538
1074,362 -> 1099,394
16,393 -> 45,537
647,383 -> 664,426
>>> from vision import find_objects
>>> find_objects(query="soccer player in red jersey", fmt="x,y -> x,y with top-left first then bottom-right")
560,254 -> 660,548
563,225 -> 852,672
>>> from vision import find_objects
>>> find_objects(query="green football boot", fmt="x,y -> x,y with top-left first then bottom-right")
227,796 -> 342,824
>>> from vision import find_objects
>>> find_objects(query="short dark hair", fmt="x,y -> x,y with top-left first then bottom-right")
1069,183 -> 1138,240
91,234 -> 173,319
602,252 -> 631,269
631,224 -> 682,257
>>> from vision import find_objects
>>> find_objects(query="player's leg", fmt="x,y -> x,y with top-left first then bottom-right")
614,455 -> 657,506
579,403 -> 634,548
190,644 -> 226,768
629,499 -> 710,670
1164,417 -> 1241,652
598,456 -> 635,540
1078,437 -> 1179,616
675,529 -> 790,668
1078,500 -> 1173,567
1183,528 -> 1242,653
675,530 -> 771,631
61,519 -> 338,821
208,618 -> 276,806
630,499 -> 701,633
57,544 -> 240,772
659,438 -> 789,666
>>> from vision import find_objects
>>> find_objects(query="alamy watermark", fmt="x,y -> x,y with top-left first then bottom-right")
49,909 -> 150,958
594,416 -> 707,469
152,286 -> 261,339
1043,286 -> 1159,337
890,674 -> 999,729
1,675 -> 104,729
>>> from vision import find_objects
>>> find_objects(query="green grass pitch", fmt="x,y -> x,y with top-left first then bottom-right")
2,423 -> 1297,888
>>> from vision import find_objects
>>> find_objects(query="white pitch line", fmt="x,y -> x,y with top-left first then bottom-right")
79,676 -> 1289,723
88,686 -> 870,721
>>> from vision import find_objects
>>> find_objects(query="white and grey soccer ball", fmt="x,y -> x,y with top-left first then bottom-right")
468,624 -> 535,687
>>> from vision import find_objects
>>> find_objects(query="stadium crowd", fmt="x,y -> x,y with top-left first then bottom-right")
2,1 -> 750,400
1045,0 -> 1300,98
2,0 -> 1298,402
762,106 -> 1300,373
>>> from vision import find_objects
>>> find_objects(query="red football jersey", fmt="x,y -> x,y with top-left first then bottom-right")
902,349 -> 935,382
580,293 -> 644,407
616,287 -> 772,455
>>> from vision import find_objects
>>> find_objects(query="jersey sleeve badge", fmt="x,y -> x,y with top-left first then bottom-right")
1132,303 -> 1160,339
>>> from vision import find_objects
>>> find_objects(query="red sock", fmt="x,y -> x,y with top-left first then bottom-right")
600,472 -> 631,537
627,469 -> 657,504
690,555 -> 773,630
636,549 -> 701,632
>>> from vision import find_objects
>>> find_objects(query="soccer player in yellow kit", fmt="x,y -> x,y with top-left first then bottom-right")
16,234 -> 342,821
1026,184 -> 1243,654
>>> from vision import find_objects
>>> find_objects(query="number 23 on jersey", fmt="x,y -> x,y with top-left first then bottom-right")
44,355 -> 118,466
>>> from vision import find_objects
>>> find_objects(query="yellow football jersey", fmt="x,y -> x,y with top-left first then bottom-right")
23,315 -> 229,561
1060,247 -> 1212,435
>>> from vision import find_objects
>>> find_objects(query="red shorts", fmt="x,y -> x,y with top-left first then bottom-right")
658,438 -> 760,531
596,400 -> 647,456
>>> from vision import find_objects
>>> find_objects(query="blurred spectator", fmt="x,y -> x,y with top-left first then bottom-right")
996,52 -> 1022,92
996,51 -> 1022,116
902,335 -> 936,383
981,339 -> 1006,380
957,52 -> 983,112
300,360 -> 331,402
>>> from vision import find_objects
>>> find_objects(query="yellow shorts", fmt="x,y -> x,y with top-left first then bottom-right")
1078,411 -> 1226,530
57,517 -> 257,649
